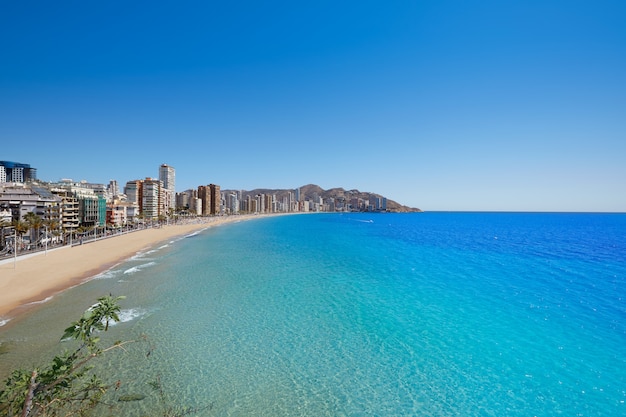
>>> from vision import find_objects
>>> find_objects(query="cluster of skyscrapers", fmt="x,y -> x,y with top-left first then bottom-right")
0,160 -> 388,247
0,162 -> 182,239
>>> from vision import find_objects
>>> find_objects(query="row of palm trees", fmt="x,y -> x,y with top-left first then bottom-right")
0,212 -> 62,254
0,208 -> 183,255
0,215 -> 176,255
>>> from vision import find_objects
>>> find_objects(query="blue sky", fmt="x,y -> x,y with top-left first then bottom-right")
1,1 -> 625,212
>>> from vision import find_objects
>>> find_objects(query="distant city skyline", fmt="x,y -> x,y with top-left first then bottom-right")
1,1 -> 625,212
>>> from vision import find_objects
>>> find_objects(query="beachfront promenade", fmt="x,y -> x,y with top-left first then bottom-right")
0,217 -> 222,267
0,226 -> 138,266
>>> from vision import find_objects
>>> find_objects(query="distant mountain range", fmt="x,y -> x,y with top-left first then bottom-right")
224,184 -> 421,213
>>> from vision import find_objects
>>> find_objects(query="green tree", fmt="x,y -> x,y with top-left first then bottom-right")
0,295 -> 212,417
0,295 -> 129,417
23,212 -> 43,245
42,219 -> 60,244
61,227 -> 74,246
11,220 -> 29,251
166,208 -> 177,224
75,225 -> 89,236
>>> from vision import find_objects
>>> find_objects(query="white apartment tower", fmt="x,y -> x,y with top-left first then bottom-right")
124,180 -> 141,205
142,178 -> 162,219
159,164 -> 176,211
108,180 -> 119,197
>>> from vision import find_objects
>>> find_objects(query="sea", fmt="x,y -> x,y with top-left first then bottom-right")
1,212 -> 625,416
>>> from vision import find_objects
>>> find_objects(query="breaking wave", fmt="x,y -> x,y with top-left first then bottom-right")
123,262 -> 157,275
110,307 -> 148,325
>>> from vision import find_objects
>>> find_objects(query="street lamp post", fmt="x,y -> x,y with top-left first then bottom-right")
13,226 -> 17,269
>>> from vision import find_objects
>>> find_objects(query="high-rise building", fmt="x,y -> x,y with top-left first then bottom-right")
124,180 -> 142,206
209,184 -> 221,215
108,180 -> 119,198
197,185 -> 210,216
226,193 -> 239,214
159,164 -> 176,211
265,194 -> 274,213
197,184 -> 221,215
142,178 -> 163,219
58,182 -> 103,227
176,192 -> 189,210
256,194 -> 265,213
0,161 -> 37,183
190,197 -> 201,215
50,189 -> 80,234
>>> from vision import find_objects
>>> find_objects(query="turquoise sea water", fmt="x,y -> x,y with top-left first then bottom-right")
1,212 -> 626,416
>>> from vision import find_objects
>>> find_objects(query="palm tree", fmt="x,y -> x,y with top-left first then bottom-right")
11,220 -> 29,251
43,219 -> 60,244
166,207 -> 176,224
23,212 -> 43,245
62,226 -> 75,246
42,219 -> 59,246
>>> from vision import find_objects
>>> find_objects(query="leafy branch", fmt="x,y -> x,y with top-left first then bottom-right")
0,295 -> 211,417
0,295 -> 132,417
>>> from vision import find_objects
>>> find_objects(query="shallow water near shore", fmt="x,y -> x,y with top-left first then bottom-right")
2,212 -> 626,416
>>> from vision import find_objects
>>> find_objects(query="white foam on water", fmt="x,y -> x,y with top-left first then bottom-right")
131,246 -> 163,260
93,269 -> 123,280
123,261 -> 156,275
25,296 -> 54,306
127,230 -> 202,263
110,308 -> 148,325
0,318 -> 10,327
60,307 -> 147,335
131,252 -> 155,261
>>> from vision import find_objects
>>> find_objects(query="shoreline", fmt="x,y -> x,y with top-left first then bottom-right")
0,216 -> 252,326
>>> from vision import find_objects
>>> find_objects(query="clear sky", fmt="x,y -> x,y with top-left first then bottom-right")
1,1 -> 625,212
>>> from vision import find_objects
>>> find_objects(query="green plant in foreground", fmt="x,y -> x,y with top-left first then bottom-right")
0,295 -> 211,417
0,295 -> 130,417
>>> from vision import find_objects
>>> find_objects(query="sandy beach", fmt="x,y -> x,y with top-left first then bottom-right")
0,216 -> 247,322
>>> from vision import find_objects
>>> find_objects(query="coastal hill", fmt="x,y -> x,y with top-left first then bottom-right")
225,184 -> 421,213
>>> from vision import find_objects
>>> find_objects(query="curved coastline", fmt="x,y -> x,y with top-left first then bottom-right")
0,216 -> 251,326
